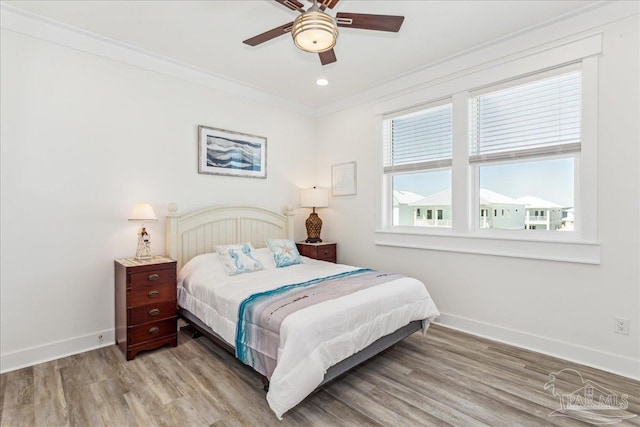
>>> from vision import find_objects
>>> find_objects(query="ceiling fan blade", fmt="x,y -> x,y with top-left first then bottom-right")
243,22 -> 294,46
318,0 -> 340,9
336,13 -> 405,32
274,0 -> 305,12
319,49 -> 337,66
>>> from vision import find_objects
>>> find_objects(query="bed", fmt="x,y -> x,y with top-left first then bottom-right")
166,204 -> 439,419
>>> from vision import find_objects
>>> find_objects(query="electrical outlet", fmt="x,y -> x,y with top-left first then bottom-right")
614,317 -> 629,335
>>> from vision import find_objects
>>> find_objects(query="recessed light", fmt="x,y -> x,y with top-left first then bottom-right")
316,78 -> 329,86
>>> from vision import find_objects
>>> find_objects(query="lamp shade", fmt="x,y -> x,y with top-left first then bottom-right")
128,203 -> 158,222
292,11 -> 338,53
300,187 -> 329,208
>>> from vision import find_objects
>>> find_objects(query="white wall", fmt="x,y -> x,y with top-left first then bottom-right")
317,13 -> 640,379
0,29 -> 317,371
1,3 -> 638,381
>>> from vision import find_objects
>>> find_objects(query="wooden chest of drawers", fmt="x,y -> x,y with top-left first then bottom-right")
296,242 -> 337,263
115,256 -> 177,360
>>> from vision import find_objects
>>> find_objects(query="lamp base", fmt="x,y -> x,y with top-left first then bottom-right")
135,227 -> 152,260
305,212 -> 323,243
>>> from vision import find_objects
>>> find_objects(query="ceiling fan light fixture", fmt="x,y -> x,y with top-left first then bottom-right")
292,10 -> 338,53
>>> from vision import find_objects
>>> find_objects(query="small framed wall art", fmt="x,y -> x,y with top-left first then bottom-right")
198,125 -> 267,178
331,161 -> 357,196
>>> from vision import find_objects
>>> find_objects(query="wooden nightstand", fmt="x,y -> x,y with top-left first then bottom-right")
115,256 -> 177,360
296,242 -> 337,263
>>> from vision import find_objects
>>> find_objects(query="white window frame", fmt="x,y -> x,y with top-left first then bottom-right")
375,34 -> 601,264
383,98 -> 454,231
468,64 -> 582,237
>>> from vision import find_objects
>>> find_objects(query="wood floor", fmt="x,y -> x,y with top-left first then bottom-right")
1,324 -> 638,426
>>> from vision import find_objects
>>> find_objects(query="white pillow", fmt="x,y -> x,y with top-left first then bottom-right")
216,242 -> 264,275
177,252 -> 226,289
178,248 -> 275,289
254,247 -> 276,269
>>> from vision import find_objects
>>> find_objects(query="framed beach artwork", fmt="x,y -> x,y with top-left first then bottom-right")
331,161 -> 357,196
198,125 -> 267,178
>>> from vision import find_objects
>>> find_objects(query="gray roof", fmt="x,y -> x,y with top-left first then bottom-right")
393,190 -> 423,205
410,188 -> 452,206
516,196 -> 564,208
410,188 -> 524,206
479,189 -> 524,205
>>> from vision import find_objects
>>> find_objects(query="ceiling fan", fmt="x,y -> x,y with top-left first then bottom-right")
243,0 -> 405,66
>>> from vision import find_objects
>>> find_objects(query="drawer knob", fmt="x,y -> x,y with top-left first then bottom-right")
149,308 -> 160,316
148,290 -> 160,298
148,274 -> 160,281
148,327 -> 160,335
323,250 -> 329,255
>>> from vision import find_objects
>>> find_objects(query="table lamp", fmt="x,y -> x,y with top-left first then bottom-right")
128,203 -> 158,259
300,187 -> 329,243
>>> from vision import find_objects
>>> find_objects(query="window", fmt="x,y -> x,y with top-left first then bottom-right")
384,102 -> 452,227
470,69 -> 580,232
377,38 -> 601,264
385,67 -> 582,232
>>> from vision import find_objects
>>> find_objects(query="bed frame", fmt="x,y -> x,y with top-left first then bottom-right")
165,204 -> 421,389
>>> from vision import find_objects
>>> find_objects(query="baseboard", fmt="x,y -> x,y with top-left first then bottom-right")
434,313 -> 640,380
0,329 -> 115,374
2,317 -> 638,381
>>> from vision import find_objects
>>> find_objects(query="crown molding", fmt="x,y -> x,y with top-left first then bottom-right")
1,2 -> 637,119
0,3 -> 316,117
316,0 -> 639,117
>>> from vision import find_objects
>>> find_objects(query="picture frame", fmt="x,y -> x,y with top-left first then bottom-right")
198,125 -> 267,179
331,161 -> 357,196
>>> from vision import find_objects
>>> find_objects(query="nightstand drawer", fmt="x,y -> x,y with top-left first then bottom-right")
297,242 -> 337,263
315,245 -> 336,260
129,280 -> 176,306
128,317 -> 176,345
129,300 -> 177,325
130,268 -> 174,287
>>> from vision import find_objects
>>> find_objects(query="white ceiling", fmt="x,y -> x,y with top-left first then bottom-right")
3,0 -> 604,110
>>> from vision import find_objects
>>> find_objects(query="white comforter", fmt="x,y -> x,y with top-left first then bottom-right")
177,250 -> 439,419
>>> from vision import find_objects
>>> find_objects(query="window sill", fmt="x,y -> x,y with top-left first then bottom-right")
374,229 -> 600,264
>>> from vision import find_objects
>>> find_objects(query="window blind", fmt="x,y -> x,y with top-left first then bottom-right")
383,103 -> 452,173
469,71 -> 581,163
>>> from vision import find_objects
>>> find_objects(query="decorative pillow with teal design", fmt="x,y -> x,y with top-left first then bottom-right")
216,243 -> 264,275
266,239 -> 303,268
